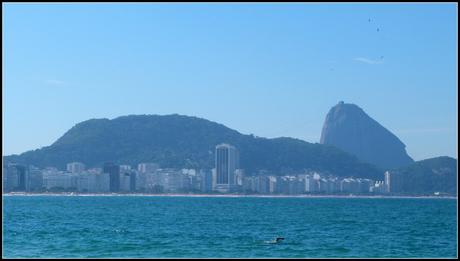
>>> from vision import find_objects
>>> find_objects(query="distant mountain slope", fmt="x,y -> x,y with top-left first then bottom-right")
397,156 -> 457,195
320,101 -> 414,169
3,114 -> 382,179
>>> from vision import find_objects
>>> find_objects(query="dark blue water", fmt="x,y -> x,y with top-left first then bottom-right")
3,196 -> 457,258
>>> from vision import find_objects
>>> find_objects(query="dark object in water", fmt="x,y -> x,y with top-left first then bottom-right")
265,236 -> 285,244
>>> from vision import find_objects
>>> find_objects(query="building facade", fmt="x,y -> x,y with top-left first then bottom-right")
103,162 -> 120,192
4,164 -> 28,192
66,162 -> 85,173
384,171 -> 403,193
137,163 -> 159,174
214,143 -> 239,193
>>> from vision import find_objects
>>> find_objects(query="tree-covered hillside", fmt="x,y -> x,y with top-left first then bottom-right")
397,156 -> 457,195
3,114 -> 383,179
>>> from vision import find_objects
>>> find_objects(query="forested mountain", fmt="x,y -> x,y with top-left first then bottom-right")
3,114 -> 383,179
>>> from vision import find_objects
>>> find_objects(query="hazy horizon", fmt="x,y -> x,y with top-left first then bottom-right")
3,3 -> 458,161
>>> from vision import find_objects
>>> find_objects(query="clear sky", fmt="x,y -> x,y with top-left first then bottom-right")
3,3 -> 458,161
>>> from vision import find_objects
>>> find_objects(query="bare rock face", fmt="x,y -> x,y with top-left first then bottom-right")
320,101 -> 414,169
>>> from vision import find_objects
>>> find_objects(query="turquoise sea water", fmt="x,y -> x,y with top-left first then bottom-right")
2,196 -> 457,258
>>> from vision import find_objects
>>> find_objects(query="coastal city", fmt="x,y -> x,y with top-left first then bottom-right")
4,143 -> 407,196
3,3 -> 457,260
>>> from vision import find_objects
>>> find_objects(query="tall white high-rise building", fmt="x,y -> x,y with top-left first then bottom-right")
384,171 -> 402,193
211,168 -> 217,191
268,176 -> 277,193
235,169 -> 245,188
215,143 -> 239,193
384,171 -> 391,193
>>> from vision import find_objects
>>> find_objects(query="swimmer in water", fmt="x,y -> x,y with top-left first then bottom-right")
265,236 -> 284,244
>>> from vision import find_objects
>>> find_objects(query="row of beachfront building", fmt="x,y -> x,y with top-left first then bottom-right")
3,143 -> 400,194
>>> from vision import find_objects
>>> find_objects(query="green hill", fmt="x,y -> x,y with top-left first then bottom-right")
397,156 -> 457,195
3,114 -> 383,179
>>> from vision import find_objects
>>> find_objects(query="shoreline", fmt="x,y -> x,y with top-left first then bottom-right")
2,192 -> 457,199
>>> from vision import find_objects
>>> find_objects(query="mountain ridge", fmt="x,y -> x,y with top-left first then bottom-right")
4,113 -> 384,180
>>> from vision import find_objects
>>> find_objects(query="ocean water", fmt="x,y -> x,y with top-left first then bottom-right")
2,196 -> 457,258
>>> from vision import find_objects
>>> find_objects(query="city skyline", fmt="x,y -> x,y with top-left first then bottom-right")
4,141 -> 456,196
3,4 -> 457,259
2,159 -> 451,196
3,3 -> 458,161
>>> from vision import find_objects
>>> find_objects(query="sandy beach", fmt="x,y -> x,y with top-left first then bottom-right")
3,192 -> 457,199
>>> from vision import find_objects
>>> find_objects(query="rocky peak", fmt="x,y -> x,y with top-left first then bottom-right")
320,102 -> 414,169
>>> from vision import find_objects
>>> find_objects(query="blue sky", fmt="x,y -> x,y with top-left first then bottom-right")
3,3 -> 458,161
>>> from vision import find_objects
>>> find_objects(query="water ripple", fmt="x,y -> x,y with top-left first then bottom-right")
3,196 -> 457,258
